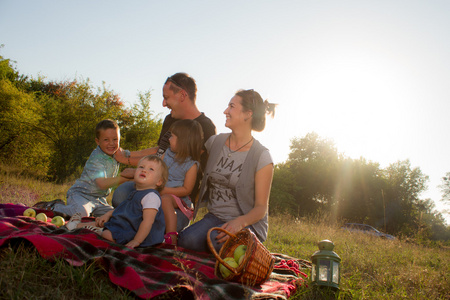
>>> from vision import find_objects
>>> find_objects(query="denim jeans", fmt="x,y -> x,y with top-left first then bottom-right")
112,181 -> 135,208
53,190 -> 113,217
177,213 -> 225,253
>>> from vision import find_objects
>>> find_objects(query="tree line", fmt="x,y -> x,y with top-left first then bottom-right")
1,53 -> 449,242
269,132 -> 449,241
1,53 -> 161,182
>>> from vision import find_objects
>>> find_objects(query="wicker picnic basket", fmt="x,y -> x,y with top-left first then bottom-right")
207,227 -> 275,286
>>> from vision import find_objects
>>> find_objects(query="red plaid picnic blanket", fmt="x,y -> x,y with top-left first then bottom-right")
0,203 -> 309,299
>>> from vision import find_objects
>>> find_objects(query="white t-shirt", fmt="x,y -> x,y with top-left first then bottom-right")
141,192 -> 161,210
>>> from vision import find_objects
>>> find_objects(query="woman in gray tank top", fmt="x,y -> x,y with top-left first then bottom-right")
178,89 -> 277,253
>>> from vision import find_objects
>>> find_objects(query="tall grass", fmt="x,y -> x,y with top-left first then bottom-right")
0,163 -> 70,204
267,214 -> 450,299
1,164 -> 449,299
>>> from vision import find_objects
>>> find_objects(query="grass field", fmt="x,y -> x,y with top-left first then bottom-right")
1,164 -> 449,299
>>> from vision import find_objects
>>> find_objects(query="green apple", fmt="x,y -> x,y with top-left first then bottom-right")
36,213 -> 48,222
51,216 -> 65,227
23,208 -> 36,218
238,254 -> 245,266
233,244 -> 247,263
219,257 -> 238,279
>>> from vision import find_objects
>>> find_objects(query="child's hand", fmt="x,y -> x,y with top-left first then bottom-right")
120,168 -> 136,179
95,215 -> 108,227
125,239 -> 141,249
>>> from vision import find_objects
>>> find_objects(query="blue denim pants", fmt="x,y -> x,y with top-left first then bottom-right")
112,181 -> 135,208
53,190 -> 113,217
177,213 -> 226,253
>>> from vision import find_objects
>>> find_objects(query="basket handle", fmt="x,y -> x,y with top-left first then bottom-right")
207,227 -> 239,276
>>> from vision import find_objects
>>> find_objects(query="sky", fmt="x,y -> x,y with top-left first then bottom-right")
1,0 -> 449,222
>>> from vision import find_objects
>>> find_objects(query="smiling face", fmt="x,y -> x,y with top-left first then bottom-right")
224,95 -> 252,129
134,158 -> 163,190
162,82 -> 183,119
95,128 -> 120,156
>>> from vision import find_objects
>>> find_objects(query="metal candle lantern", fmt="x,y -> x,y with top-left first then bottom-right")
310,239 -> 341,290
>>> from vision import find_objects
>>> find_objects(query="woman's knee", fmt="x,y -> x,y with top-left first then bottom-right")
178,216 -> 223,252
178,230 -> 205,251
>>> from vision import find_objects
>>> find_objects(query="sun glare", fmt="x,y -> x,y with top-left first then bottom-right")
300,47 -> 416,164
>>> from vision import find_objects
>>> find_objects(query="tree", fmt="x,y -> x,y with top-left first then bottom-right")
120,90 -> 162,151
335,158 -> 386,227
269,162 -> 302,215
382,160 -> 429,235
25,78 -> 130,182
272,132 -> 339,216
439,172 -> 450,205
0,55 -> 47,174
1,52 -> 164,182
270,131 -> 450,240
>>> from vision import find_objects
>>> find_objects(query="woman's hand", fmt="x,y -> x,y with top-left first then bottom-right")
113,148 -> 127,164
216,218 -> 245,244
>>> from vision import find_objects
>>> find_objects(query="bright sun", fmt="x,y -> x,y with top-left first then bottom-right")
300,47 -> 416,164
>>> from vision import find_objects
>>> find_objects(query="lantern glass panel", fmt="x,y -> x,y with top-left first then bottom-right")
311,263 -> 316,281
318,260 -> 330,282
332,261 -> 339,284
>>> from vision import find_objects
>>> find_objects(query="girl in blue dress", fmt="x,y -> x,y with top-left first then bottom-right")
66,155 -> 169,249
161,119 -> 204,245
